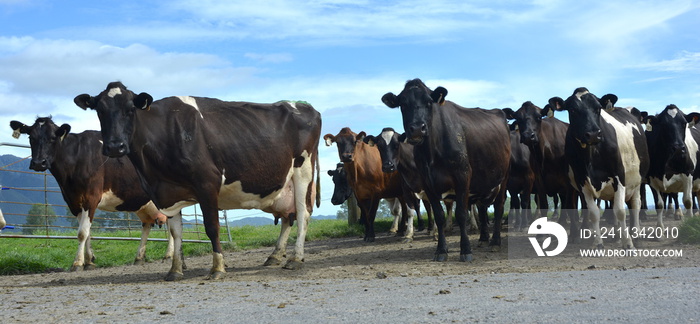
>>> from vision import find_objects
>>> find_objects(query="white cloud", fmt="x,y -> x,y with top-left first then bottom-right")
634,51 -> 700,73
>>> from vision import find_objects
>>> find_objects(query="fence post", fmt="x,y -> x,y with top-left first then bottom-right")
347,193 -> 360,225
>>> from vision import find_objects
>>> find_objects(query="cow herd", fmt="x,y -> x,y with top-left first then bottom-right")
6,78 -> 700,281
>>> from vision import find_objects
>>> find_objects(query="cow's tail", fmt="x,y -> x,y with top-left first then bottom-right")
315,151 -> 321,208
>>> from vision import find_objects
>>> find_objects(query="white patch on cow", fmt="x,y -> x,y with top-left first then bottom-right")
651,174 -> 691,193
380,129 -> 395,146
161,200 -> 197,217
177,96 -> 204,119
583,177 -> 616,200
217,156 -> 298,211
96,190 -> 125,211
574,89 -> 589,100
601,111 -> 643,195
667,107 -> 679,118
107,87 -> 122,98
686,127 -> 699,166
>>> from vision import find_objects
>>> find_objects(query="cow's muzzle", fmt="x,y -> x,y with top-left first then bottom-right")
29,159 -> 49,172
103,140 -> 129,157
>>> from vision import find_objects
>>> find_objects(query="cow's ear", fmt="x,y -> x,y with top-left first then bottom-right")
548,97 -> 565,111
398,133 -> 408,143
363,135 -> 376,147
382,93 -> 399,108
323,134 -> 336,146
502,108 -> 515,120
431,87 -> 447,105
541,104 -> 555,118
74,94 -> 96,110
327,170 -> 335,177
9,121 -> 30,139
56,124 -> 71,142
600,94 -> 618,109
686,113 -> 700,127
134,92 -> 153,110
356,131 -> 366,142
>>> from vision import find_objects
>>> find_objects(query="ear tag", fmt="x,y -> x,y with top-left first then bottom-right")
12,129 -> 20,139
60,133 -> 67,142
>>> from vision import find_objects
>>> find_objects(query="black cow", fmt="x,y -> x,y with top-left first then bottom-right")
644,105 -> 700,226
506,127 -> 535,231
75,82 -> 321,281
328,163 -> 352,206
503,102 -> 579,240
549,88 -> 649,249
10,117 -> 171,270
382,79 -> 511,262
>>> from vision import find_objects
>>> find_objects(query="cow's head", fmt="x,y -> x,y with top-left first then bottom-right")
503,101 -> 554,147
327,163 -> 352,205
382,79 -> 447,145
323,127 -> 366,163
549,87 -> 603,148
74,82 -> 153,157
363,128 -> 402,173
645,104 -> 698,164
9,117 -> 71,171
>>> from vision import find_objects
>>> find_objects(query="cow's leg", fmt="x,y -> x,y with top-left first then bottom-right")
71,209 -> 93,271
199,201 -> 226,280
423,199 -> 434,234
629,186 -> 643,248
427,190 -> 449,261
264,216 -> 291,266
284,160 -> 315,270
454,189 -> 473,262
614,185 -> 634,249
520,191 -> 532,232
584,191 -> 604,249
682,178 -> 693,221
415,198 -> 426,232
509,191 -> 520,230
652,187 -> 665,229
477,204 -> 490,247
401,197 -> 417,243
552,194 -> 560,222
165,212 -> 185,281
134,222 -> 151,265
365,199 -> 380,242
389,199 -> 400,235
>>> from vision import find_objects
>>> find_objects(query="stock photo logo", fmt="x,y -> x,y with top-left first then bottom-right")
527,217 -> 568,257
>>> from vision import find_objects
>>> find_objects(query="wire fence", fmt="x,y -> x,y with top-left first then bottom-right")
0,145 -> 231,243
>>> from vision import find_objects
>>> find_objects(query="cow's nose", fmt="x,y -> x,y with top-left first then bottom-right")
30,159 -> 48,171
584,130 -> 602,144
340,153 -> 353,162
104,141 -> 128,157
409,123 -> 427,137
382,162 -> 396,173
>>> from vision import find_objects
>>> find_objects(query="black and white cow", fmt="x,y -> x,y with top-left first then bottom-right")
10,117 -> 172,270
75,82 -> 321,280
549,88 -> 649,249
506,127 -> 535,231
644,104 -> 700,227
382,79 -> 511,262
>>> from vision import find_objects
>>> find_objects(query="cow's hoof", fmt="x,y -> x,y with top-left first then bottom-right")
164,272 -> 184,282
263,257 -> 282,267
433,253 -> 448,262
459,254 -> 473,262
133,259 -> 145,266
364,237 -> 375,243
402,237 -> 413,244
490,246 -> 501,253
83,264 -> 96,271
70,265 -> 83,272
477,240 -> 489,248
206,271 -> 225,280
283,259 -> 304,270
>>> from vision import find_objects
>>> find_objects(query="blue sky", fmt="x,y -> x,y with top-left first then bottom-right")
1,0 -> 699,219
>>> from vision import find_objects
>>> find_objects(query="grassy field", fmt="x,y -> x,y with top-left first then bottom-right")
0,218 -> 393,276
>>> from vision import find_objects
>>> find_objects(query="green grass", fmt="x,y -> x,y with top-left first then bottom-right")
678,216 -> 700,244
0,218 -> 393,275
